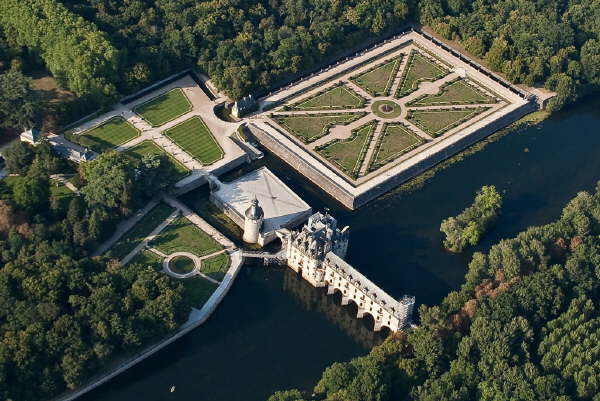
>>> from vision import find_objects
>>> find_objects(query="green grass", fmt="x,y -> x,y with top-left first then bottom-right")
371,100 -> 402,119
109,203 -> 176,260
292,85 -> 365,110
201,252 -> 230,281
123,140 -> 190,182
396,50 -> 449,98
317,121 -> 376,179
134,88 -> 192,127
370,124 -> 425,169
49,180 -> 76,211
350,56 -> 402,97
178,277 -> 218,307
409,79 -> 496,106
150,216 -> 223,258
407,107 -> 489,137
163,116 -> 224,165
130,250 -> 163,271
169,255 -> 197,274
68,117 -> 140,153
273,112 -> 366,143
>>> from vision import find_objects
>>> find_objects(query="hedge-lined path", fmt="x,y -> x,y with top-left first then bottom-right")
358,121 -> 384,177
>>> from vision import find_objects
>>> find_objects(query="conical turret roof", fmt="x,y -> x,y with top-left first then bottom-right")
245,196 -> 264,220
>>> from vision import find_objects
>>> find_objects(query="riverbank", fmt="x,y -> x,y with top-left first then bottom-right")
383,109 -> 551,197
52,250 -> 244,401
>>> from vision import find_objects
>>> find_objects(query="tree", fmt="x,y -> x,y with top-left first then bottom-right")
79,151 -> 134,213
3,140 -> 36,174
13,173 -> 50,212
0,71 -> 40,130
136,153 -> 175,197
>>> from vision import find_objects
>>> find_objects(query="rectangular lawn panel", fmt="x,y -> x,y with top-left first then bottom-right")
409,79 -> 497,106
129,250 -> 163,271
123,140 -> 190,182
396,50 -> 449,98
109,203 -> 176,260
317,121 -> 377,179
178,277 -> 218,307
292,85 -> 366,110
70,116 -> 140,153
163,116 -> 224,165
150,216 -> 223,258
350,56 -> 402,97
134,88 -> 192,127
272,112 -> 366,143
407,107 -> 489,137
370,124 -> 425,170
201,252 -> 230,281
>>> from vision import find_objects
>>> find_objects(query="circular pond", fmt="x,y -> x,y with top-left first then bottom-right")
169,255 -> 197,274
371,100 -> 402,119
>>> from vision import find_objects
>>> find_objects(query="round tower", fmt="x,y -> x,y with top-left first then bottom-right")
243,196 -> 264,244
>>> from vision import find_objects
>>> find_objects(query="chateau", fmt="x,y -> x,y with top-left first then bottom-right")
277,212 -> 415,332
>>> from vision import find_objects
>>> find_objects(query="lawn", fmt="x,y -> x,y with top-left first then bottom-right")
123,140 -> 189,181
134,88 -> 192,127
109,202 -> 176,260
69,117 -> 140,153
178,277 -> 218,307
350,56 -> 402,97
150,216 -> 223,258
49,180 -> 76,211
407,107 -> 488,137
163,116 -> 224,165
273,112 -> 366,143
129,250 -> 163,271
292,85 -> 365,110
317,121 -> 376,179
170,255 -> 196,274
370,124 -> 425,169
409,79 -> 496,106
396,50 -> 449,98
201,252 -> 230,281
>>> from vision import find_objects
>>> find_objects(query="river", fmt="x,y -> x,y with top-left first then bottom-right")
81,96 -> 600,401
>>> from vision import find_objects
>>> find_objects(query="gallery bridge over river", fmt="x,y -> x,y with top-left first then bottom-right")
243,210 -> 415,332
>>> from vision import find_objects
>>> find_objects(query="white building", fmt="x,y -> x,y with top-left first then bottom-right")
278,212 -> 415,332
20,128 -> 41,144
210,167 -> 312,246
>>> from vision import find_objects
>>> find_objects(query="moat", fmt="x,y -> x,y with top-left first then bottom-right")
82,96 -> 600,401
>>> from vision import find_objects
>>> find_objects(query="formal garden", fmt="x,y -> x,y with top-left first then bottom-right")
133,87 -> 193,127
369,124 -> 426,171
265,42 -> 510,181
350,55 -> 403,97
163,116 -> 224,165
290,84 -> 366,110
395,50 -> 449,97
123,140 -> 190,181
407,107 -> 489,137
65,116 -> 140,152
316,121 -> 376,179
272,112 -> 366,143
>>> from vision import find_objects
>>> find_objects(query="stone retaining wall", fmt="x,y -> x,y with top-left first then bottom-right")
353,101 -> 538,208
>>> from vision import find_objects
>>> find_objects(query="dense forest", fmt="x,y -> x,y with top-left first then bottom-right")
1,0 -> 598,116
269,184 -> 600,400
0,144 -> 189,400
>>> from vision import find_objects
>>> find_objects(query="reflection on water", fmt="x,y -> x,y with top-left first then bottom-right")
282,267 -> 387,349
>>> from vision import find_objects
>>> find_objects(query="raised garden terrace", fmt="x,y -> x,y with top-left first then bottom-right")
254,31 -> 532,208
163,116 -> 224,165
134,87 -> 192,127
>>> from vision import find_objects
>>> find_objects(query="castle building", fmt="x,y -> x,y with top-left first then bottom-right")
232,95 -> 257,118
278,212 -> 415,332
243,197 -> 264,244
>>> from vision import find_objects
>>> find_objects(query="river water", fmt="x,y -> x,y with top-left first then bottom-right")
82,96 -> 600,401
